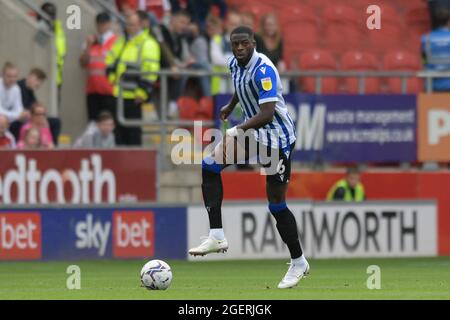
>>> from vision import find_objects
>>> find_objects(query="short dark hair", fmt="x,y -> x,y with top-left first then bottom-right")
137,10 -> 149,23
97,111 -> 114,122
346,166 -> 360,175
96,12 -> 111,24
173,9 -> 191,19
435,7 -> 450,27
29,68 -> 47,81
2,61 -> 17,73
230,26 -> 254,39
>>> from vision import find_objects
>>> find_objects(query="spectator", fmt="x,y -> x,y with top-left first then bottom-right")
18,103 -> 54,149
80,12 -> 118,123
17,68 -> 47,109
326,167 -> 366,202
38,2 -> 66,107
138,0 -> 172,25
258,14 -> 286,72
158,10 -> 192,116
0,115 -> 16,149
241,11 -> 263,49
180,22 -> 212,98
105,13 -> 160,146
74,111 -> 116,148
422,7 -> 450,91
0,62 -> 28,124
209,10 -> 241,94
185,0 -> 227,30
17,127 -> 43,150
14,68 -> 61,145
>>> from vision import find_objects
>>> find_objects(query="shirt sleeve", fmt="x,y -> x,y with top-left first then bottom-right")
0,87 -> 24,122
254,64 -> 278,105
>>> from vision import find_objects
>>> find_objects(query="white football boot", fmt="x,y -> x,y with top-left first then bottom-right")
277,260 -> 310,289
188,236 -> 229,256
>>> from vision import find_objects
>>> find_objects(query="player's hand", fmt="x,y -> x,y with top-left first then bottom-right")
220,104 -> 233,122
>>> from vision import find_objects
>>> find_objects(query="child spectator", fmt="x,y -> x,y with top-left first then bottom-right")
18,127 -> 42,149
74,111 -> 116,148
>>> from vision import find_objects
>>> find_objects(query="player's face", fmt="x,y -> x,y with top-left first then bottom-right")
231,33 -> 255,65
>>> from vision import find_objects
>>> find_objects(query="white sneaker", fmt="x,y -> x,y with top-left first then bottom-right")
188,236 -> 229,256
277,260 -> 310,289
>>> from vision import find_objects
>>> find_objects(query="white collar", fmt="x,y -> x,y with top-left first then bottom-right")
244,49 -> 259,69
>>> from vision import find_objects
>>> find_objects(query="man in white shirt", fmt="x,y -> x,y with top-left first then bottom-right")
0,62 -> 29,123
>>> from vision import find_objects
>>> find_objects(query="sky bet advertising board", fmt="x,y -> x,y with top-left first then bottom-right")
0,207 -> 186,261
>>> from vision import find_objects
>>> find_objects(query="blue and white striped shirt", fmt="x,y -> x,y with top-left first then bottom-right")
228,50 -> 296,150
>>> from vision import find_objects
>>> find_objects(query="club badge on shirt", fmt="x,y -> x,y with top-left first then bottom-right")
261,77 -> 273,91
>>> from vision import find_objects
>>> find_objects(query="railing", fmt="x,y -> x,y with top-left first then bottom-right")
88,0 -> 126,24
16,0 -> 53,27
116,69 -> 444,169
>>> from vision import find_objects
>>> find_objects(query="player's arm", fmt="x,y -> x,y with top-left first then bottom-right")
236,101 -> 275,131
220,92 -> 239,121
227,64 -> 278,135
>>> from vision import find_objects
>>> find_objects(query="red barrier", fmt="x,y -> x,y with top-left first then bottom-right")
222,170 -> 450,255
0,150 -> 157,204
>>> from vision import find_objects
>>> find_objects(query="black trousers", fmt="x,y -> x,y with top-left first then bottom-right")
86,94 -> 116,122
115,98 -> 142,146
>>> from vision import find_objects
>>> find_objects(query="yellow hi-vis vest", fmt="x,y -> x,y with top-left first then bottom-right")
211,35 -> 229,96
326,179 -> 365,202
105,31 -> 160,100
54,19 -> 66,86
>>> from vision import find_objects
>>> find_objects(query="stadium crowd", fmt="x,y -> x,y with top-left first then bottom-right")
1,0 -> 450,150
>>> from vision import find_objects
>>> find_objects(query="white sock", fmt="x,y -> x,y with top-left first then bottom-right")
209,228 -> 225,240
291,254 -> 307,266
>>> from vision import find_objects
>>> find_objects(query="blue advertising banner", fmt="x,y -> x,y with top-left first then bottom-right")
0,207 -> 187,261
215,94 -> 417,162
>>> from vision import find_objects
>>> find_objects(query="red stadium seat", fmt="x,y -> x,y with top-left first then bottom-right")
365,3 -> 405,54
197,97 -> 214,120
284,23 -> 320,50
323,4 -> 361,28
238,2 -> 272,26
323,24 -> 363,54
284,23 -> 320,68
299,49 -> 338,94
405,6 -> 431,36
177,96 -> 199,121
383,50 -> 423,94
340,50 -> 381,94
367,24 -> 404,55
279,5 -> 318,30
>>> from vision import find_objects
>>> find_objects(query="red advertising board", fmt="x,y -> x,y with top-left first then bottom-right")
0,213 -> 41,260
112,211 -> 155,258
222,171 -> 450,256
0,150 -> 157,204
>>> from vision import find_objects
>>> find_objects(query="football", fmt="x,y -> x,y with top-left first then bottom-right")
140,260 -> 173,290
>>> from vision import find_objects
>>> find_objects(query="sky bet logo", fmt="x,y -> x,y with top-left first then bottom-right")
0,213 -> 41,260
75,212 -> 154,258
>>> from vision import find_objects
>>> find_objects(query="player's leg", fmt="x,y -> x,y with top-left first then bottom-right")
265,145 -> 309,288
189,135 -> 245,256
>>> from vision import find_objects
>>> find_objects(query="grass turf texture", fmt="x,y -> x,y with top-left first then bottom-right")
0,257 -> 449,300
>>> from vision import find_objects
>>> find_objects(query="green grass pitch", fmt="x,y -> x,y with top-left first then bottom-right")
0,257 -> 449,300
